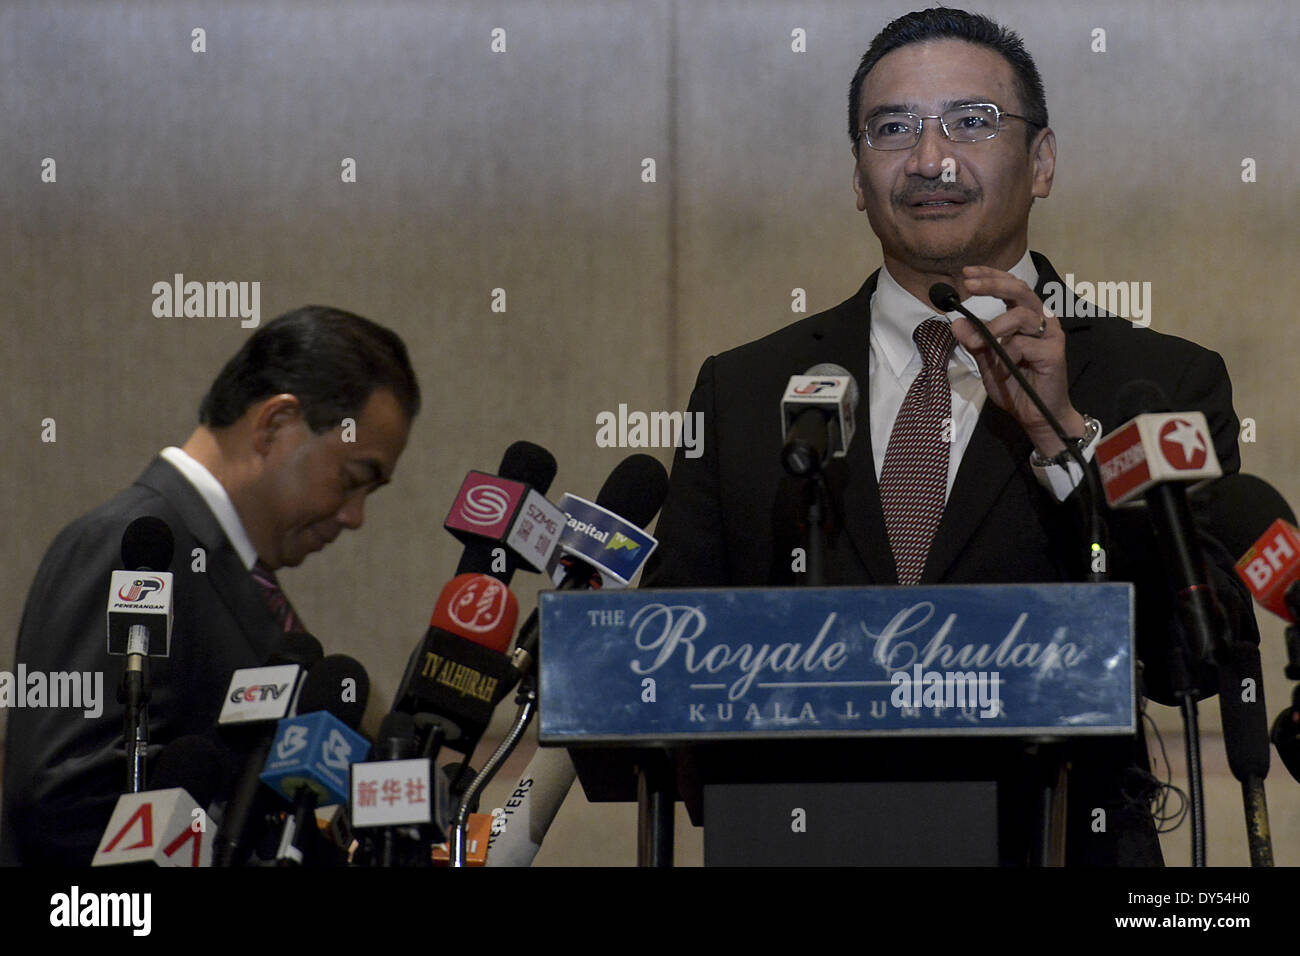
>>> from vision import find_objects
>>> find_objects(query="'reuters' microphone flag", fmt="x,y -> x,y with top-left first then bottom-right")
392,573 -> 519,754
92,735 -> 231,867
1096,405 -> 1222,508
447,441 -> 563,582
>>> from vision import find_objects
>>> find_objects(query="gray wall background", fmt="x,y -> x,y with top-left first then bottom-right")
2,0 -> 1297,866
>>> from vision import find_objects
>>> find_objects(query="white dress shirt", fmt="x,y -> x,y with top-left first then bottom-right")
160,446 -> 259,570
868,252 -> 1096,503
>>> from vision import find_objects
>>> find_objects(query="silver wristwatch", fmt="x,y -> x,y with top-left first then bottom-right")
1029,415 -> 1102,468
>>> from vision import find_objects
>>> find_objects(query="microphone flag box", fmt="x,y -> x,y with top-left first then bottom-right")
218,664 -> 302,725
1235,519 -> 1300,621
431,574 -> 519,654
260,712 -> 371,807
431,813 -> 493,866
1095,411 -> 1222,508
539,584 -> 1135,742
549,493 -> 658,588
107,569 -> 174,656
393,627 -> 517,740
444,471 -> 563,572
350,757 -> 451,838
780,375 -> 856,458
92,788 -> 211,867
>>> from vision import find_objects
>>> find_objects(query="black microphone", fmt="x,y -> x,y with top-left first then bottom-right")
929,281 -> 1108,580
453,441 -> 559,584
212,631 -> 324,867
121,515 -> 175,572
112,516 -> 177,793
1115,381 -> 1225,691
780,364 -> 860,477
1196,475 -> 1300,792
92,735 -> 232,867
1190,475 -> 1282,864
263,655 -> 371,866
513,453 -> 671,670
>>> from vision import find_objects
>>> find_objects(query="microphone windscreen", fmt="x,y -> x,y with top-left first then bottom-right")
152,735 -> 233,807
928,282 -> 961,313
1114,379 -> 1172,421
121,515 -> 175,572
594,454 -> 670,529
296,654 -> 370,728
268,631 -> 325,668
806,362 -> 862,409
499,441 -> 558,495
1192,474 -> 1299,558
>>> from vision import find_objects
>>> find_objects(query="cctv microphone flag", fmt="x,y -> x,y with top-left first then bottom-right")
106,570 -> 174,656
779,374 -> 856,459
1095,410 -> 1222,508
217,664 -> 304,725
444,471 -> 565,573
260,711 -> 371,808
548,493 -> 658,588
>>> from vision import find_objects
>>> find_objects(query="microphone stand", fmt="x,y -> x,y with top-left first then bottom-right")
450,672 -> 538,867
119,623 -> 151,793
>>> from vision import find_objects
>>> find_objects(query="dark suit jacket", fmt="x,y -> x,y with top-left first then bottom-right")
1,456 -> 283,865
644,252 -> 1258,864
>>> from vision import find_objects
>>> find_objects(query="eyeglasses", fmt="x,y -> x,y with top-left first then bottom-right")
859,103 -> 1039,150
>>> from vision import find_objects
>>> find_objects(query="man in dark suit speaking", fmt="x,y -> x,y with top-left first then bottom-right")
644,9 -> 1257,864
1,305 -> 419,865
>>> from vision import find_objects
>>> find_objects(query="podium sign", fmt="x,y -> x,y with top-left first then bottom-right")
539,584 -> 1134,742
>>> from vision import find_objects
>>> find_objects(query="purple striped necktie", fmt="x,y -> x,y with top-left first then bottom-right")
879,318 -> 957,585
251,560 -> 303,633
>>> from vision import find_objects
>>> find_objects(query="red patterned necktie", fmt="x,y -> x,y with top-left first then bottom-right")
251,560 -> 303,633
879,318 -> 957,585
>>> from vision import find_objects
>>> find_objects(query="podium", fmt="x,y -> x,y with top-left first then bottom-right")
537,584 -> 1136,866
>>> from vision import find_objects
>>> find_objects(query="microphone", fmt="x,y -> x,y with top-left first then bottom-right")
109,516 -> 177,793
512,454 -> 670,672
260,655 -> 372,866
92,735 -> 231,867
485,746 -> 576,867
350,712 -> 452,865
1190,473 -> 1288,864
780,364 -> 860,477
1226,484 -> 1300,625
212,631 -> 324,867
1098,381 -> 1226,686
549,453 -> 669,589
391,574 -> 520,757
929,281 -> 1108,579
447,441 -> 563,584
1202,475 -> 1300,789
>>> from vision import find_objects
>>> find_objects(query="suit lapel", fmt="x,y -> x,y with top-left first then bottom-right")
808,272 -> 897,585
134,456 -> 279,661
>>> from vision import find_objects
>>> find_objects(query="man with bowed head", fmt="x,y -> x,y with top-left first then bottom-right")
2,305 -> 419,865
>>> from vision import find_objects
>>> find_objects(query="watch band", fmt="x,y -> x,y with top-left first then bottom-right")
1029,415 -> 1102,468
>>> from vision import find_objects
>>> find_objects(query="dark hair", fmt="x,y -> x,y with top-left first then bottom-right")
848,8 -> 1048,149
199,305 -> 420,432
